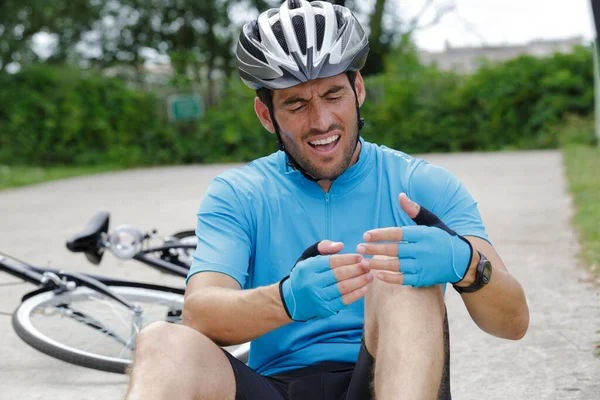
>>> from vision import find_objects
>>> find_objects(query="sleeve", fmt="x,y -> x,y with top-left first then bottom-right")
185,177 -> 253,288
406,160 -> 491,244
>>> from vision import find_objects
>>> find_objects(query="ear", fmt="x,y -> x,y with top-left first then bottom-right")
354,71 -> 366,107
255,97 -> 276,134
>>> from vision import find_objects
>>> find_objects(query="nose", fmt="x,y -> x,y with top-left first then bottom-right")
307,101 -> 337,134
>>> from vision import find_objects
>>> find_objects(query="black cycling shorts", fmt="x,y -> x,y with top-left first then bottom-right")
223,323 -> 451,400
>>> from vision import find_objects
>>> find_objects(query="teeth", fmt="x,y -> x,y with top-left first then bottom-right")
310,135 -> 339,146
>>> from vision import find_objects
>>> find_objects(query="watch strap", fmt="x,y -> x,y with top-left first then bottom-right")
453,251 -> 491,294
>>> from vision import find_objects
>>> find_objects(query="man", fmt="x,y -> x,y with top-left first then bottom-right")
125,1 -> 529,399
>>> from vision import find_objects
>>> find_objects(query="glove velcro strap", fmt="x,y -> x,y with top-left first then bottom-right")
453,235 -> 474,284
296,241 -> 321,264
279,275 -> 294,321
412,206 -> 459,236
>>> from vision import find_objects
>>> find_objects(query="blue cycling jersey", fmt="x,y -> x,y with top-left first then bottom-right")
186,138 -> 490,376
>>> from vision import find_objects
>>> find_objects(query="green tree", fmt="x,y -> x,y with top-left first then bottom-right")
0,0 -> 101,71
362,0 -> 455,76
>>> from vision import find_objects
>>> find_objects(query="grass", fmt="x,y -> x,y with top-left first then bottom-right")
562,139 -> 600,356
562,144 -> 600,277
0,164 -> 124,191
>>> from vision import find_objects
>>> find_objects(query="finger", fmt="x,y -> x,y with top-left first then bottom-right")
331,261 -> 370,281
318,240 -> 344,255
327,296 -> 346,313
364,256 -> 400,272
368,258 -> 418,274
398,226 -> 427,243
330,253 -> 364,268
363,227 -> 403,243
336,272 -> 374,296
399,258 -> 419,274
357,242 -> 398,257
401,273 -> 419,287
340,285 -> 369,306
399,193 -> 420,219
374,271 -> 405,284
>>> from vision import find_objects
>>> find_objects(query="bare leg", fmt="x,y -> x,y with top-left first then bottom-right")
124,321 -> 236,400
364,271 -> 446,400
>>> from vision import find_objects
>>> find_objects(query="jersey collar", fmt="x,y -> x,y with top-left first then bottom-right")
278,137 -> 374,196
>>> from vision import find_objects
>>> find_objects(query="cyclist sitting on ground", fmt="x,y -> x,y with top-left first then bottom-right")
125,1 -> 529,399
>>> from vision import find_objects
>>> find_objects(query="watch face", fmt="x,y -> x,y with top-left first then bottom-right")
482,261 -> 492,284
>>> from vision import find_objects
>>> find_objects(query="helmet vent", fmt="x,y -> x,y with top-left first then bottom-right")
335,10 -> 345,33
315,14 -> 326,51
250,20 -> 261,42
240,34 -> 267,64
288,0 -> 302,10
341,24 -> 351,53
292,15 -> 307,55
272,21 -> 290,55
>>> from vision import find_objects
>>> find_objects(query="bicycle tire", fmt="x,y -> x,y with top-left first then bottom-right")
172,230 -> 195,240
12,283 -> 249,374
160,230 -> 197,268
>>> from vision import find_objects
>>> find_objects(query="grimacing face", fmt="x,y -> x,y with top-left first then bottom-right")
256,72 -> 366,181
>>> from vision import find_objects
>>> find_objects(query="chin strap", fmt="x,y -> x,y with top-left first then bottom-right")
263,89 -> 317,181
267,73 -> 364,182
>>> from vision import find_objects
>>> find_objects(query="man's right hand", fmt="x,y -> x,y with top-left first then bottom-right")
279,240 -> 372,322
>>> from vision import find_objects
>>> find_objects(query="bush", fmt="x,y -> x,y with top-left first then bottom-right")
360,44 -> 594,153
0,44 -> 595,167
0,65 -> 175,166
553,114 -> 597,147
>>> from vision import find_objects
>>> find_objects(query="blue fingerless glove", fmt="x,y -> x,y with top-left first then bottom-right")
399,207 -> 474,287
279,243 -> 345,322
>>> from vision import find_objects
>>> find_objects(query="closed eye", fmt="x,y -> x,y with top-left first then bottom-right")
290,104 -> 305,113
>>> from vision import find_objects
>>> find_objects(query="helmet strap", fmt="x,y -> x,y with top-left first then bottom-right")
263,89 -> 321,182
347,71 -> 364,156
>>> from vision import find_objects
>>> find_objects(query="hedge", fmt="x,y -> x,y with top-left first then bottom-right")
0,44 -> 594,167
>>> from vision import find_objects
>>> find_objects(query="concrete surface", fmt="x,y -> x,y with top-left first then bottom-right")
0,150 -> 598,399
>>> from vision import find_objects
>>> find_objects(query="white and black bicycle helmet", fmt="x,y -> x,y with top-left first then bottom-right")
236,0 -> 370,90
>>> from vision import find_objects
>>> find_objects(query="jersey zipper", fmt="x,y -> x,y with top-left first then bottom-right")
325,193 -> 331,239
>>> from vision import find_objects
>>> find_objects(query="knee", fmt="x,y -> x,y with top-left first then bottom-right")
127,322 -> 236,398
134,321 -> 181,360
134,321 -> 214,363
364,274 -> 447,352
366,272 -> 444,313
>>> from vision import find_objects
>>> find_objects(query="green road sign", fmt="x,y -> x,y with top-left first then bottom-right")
167,94 -> 204,122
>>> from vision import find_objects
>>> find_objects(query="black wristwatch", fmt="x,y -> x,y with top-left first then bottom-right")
453,251 -> 492,294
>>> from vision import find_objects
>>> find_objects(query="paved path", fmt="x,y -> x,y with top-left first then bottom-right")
0,150 -> 598,399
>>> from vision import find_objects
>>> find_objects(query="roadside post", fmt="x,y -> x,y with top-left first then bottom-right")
591,0 -> 600,146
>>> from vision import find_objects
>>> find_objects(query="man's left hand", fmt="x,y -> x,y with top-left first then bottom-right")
356,193 -> 473,287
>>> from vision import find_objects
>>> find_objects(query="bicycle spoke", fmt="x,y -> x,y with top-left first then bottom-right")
16,286 -> 185,372
56,304 -> 129,346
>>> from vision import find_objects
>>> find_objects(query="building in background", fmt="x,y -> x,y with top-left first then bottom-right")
419,36 -> 586,74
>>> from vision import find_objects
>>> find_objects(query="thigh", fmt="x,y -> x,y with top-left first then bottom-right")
222,350 -> 288,400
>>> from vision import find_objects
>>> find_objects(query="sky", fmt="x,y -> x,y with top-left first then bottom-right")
29,0 -> 599,61
395,0 -> 597,52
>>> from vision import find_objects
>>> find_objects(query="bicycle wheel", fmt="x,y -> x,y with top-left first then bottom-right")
160,230 -> 197,268
12,283 -> 249,373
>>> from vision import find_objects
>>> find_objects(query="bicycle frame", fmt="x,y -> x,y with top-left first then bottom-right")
0,254 -> 183,305
132,251 -> 190,278
0,209 -> 194,306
